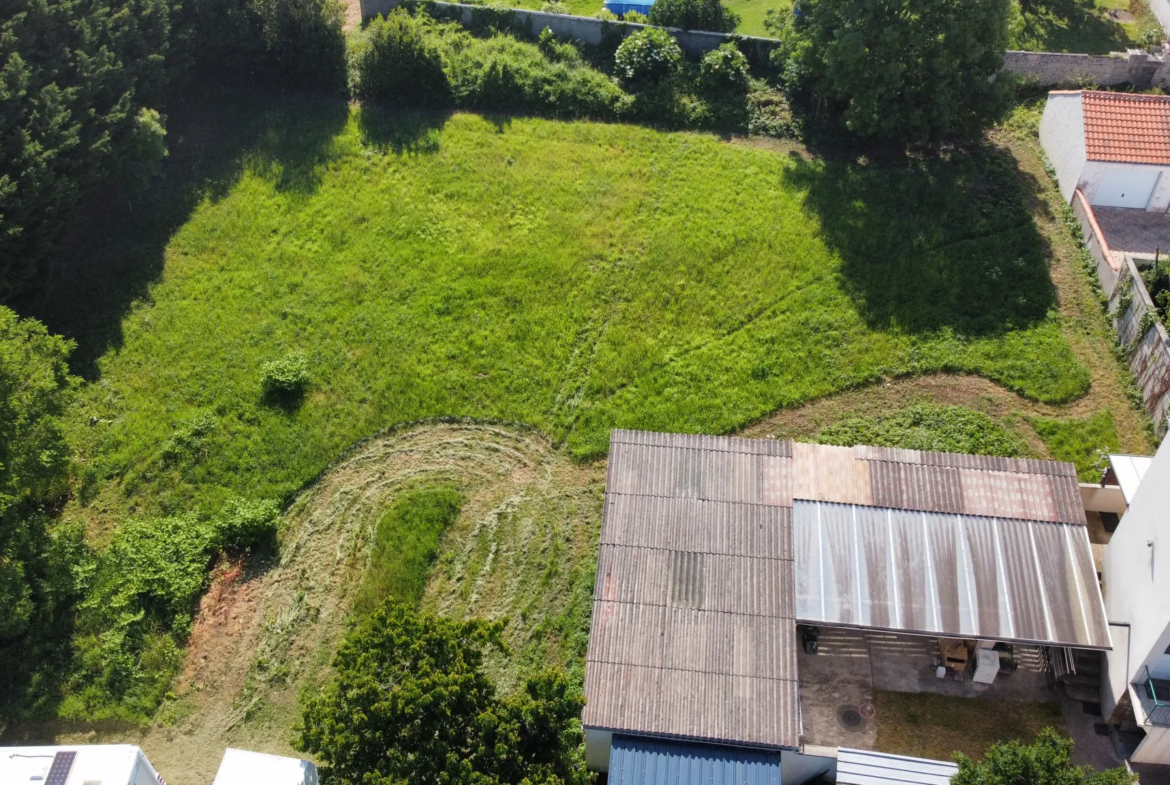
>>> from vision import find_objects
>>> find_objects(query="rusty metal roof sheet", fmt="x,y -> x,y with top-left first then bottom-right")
793,500 -> 1111,649
585,430 -> 1101,749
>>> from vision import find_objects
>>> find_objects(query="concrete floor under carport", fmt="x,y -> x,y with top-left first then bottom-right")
796,627 -> 1122,771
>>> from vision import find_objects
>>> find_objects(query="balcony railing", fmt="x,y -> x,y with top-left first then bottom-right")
1134,665 -> 1170,727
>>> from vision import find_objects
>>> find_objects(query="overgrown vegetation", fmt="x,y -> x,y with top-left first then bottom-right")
1031,410 -> 1120,481
63,497 -> 278,720
1011,0 -> 1164,54
1141,256 -> 1170,328
953,727 -> 1135,785
298,603 -> 589,785
815,403 -> 1027,456
648,0 -> 740,32
354,486 -> 463,616
770,0 -> 1014,143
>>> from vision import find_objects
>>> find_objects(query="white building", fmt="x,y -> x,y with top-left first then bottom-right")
1039,90 -> 1170,210
0,745 -> 162,785
1102,438 -> 1170,764
213,748 -> 319,785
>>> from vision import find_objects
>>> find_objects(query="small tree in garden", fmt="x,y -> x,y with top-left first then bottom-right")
952,728 -> 1135,785
648,0 -> 740,32
297,603 -> 590,785
614,28 -> 682,87
774,0 -> 1014,144
699,43 -> 751,95
353,9 -> 449,105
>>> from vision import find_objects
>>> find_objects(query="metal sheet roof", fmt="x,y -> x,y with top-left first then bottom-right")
1109,453 -> 1154,504
793,500 -> 1111,649
837,748 -> 958,785
608,735 -> 782,785
585,430 -> 1099,750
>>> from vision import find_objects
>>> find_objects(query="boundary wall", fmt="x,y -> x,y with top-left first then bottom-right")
359,0 -> 1170,87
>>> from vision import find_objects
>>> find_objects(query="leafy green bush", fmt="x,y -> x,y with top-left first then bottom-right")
298,603 -> 589,785
261,352 -> 311,399
541,1 -> 570,12
699,43 -> 750,95
64,496 -> 280,720
614,28 -> 682,86
648,0 -> 739,32
161,413 -> 219,464
624,9 -> 649,21
815,403 -> 1026,457
353,10 -> 449,105
953,727 -> 1134,785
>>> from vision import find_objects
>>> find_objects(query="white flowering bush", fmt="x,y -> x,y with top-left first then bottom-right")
699,43 -> 750,95
613,28 -> 681,86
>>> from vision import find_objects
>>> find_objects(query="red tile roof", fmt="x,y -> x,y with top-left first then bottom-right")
1081,90 -> 1170,165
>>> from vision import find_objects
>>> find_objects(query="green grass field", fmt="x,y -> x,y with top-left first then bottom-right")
30,90 -> 1088,525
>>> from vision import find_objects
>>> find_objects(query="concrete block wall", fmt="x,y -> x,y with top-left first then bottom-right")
1073,189 -> 1121,297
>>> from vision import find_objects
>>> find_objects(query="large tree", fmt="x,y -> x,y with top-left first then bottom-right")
0,307 -> 75,640
776,0 -> 1014,143
953,728 -> 1135,785
0,0 -> 173,299
298,603 -> 590,785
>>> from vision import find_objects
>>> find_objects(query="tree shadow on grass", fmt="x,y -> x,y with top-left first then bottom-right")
781,143 -> 1057,337
357,105 -> 452,155
13,88 -> 350,379
1018,3 -> 1135,55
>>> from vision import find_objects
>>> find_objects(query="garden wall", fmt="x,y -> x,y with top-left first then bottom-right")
1074,189 -> 1121,297
1003,49 -> 1170,89
360,0 -> 781,64
1108,256 -> 1170,436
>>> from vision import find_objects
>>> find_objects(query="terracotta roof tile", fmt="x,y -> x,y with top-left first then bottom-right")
1081,90 -> 1170,165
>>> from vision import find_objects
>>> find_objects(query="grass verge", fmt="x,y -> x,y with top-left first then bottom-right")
814,402 -> 1029,457
874,690 -> 1065,761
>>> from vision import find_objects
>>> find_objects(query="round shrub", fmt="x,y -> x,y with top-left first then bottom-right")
261,352 -> 311,399
614,28 -> 682,86
699,43 -> 750,95
353,9 -> 448,105
647,0 -> 739,32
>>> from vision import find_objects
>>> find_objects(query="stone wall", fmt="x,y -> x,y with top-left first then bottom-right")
1003,49 -> 1170,89
1074,189 -> 1121,297
1109,257 -> 1170,436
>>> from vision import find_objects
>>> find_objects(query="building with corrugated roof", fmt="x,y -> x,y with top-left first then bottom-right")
583,429 -> 1117,784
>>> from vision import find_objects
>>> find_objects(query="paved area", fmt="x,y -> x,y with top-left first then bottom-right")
1093,207 -> 1170,262
1134,763 -> 1170,784
798,629 -> 878,749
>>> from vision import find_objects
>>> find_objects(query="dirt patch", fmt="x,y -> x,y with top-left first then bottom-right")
343,0 -> 362,29
10,421 -> 601,785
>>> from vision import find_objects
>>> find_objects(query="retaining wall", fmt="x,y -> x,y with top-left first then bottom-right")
1108,257 -> 1170,436
1074,189 -> 1121,297
1004,49 -> 1170,89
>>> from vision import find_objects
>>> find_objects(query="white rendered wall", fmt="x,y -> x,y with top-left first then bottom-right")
584,728 -> 613,772
1039,93 -> 1088,203
1134,724 -> 1170,764
1104,437 -> 1170,722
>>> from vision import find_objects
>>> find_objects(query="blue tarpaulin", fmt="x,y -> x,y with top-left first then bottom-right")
608,736 -> 782,785
603,0 -> 655,15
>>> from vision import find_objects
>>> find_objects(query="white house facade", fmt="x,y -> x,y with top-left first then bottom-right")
1103,438 -> 1170,764
1040,90 -> 1170,211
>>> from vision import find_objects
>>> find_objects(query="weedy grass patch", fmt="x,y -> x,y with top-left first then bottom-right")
1031,409 -> 1120,481
815,403 -> 1029,457
39,93 -> 1090,524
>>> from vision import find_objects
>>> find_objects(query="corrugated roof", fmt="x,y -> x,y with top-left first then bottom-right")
793,500 -> 1111,649
608,735 -> 782,785
837,748 -> 958,785
1080,90 -> 1170,165
584,430 -> 1100,748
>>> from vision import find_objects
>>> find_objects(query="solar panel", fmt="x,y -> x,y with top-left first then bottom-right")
44,751 -> 76,785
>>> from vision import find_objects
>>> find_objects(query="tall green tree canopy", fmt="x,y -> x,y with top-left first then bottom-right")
776,0 -> 1014,143
0,306 -> 75,640
0,0 -> 173,298
953,728 -> 1135,785
298,603 -> 589,785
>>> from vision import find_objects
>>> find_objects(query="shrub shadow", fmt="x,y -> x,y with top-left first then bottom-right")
781,143 -> 1057,337
13,88 -> 350,379
357,105 -> 452,155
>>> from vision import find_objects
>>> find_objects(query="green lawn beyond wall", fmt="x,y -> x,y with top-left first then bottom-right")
39,93 -> 1087,518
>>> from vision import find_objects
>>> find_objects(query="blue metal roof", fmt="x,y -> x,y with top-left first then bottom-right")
608,735 -> 782,785
604,0 -> 655,11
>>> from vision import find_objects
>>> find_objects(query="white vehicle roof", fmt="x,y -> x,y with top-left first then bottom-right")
212,748 -> 319,785
0,744 -> 160,785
